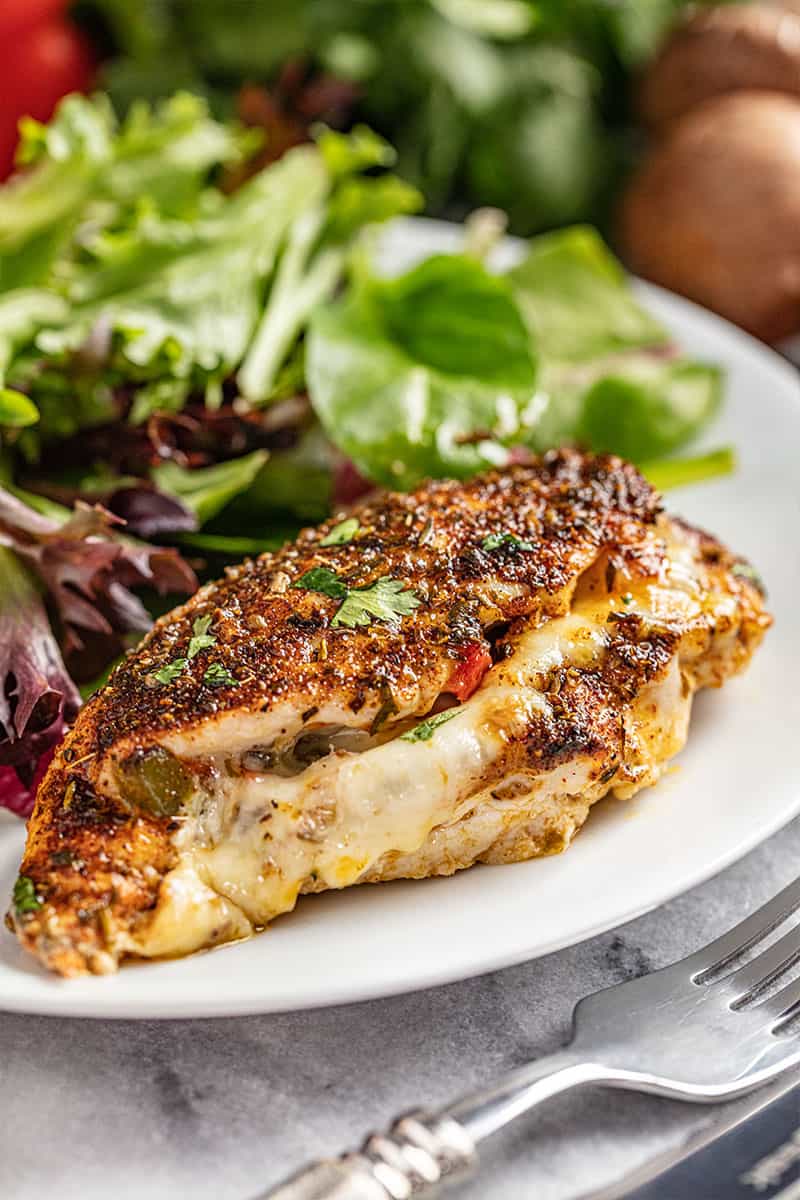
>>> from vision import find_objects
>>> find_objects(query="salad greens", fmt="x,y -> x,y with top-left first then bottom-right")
82,0 -> 695,235
0,87 -> 730,817
308,225 -> 724,489
308,253 -> 538,488
151,451 -> 269,526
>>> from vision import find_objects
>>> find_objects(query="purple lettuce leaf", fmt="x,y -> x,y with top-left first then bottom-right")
0,488 -> 196,655
0,547 -> 80,817
0,489 -> 197,815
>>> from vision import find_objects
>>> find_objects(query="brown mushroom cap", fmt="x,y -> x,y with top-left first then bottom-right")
639,3 -> 800,133
620,90 -> 800,342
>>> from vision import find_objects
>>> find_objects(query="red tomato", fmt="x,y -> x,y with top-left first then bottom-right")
446,642 -> 492,703
0,0 -> 68,36
0,16 -> 95,177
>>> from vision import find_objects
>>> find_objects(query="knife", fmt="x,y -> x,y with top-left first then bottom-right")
617,1074 -> 800,1199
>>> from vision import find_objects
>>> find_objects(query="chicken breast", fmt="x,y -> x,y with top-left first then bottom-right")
7,451 -> 770,976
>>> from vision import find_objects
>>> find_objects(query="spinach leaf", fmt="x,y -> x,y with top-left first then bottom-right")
642,448 -> 735,492
307,253 -> 538,489
508,227 -> 722,463
508,226 -> 666,361
579,364 -> 723,461
401,707 -> 460,742
375,255 -> 537,387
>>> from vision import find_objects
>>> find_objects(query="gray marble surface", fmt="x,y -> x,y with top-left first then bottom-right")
2,816 -> 800,1200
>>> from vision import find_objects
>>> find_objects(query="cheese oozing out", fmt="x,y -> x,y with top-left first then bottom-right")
118,570 -> 700,962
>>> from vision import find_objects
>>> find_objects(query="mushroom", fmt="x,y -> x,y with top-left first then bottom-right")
639,2 -> 800,134
620,90 -> 800,342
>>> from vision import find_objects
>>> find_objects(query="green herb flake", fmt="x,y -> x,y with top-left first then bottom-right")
292,566 -> 349,599
203,663 -> 238,689
13,874 -> 42,915
732,562 -> 766,595
481,531 -> 536,553
401,708 -> 460,743
187,614 -> 216,659
154,658 -> 188,685
332,577 -> 420,629
370,686 -> 399,734
621,593 -> 634,606
320,518 -> 360,547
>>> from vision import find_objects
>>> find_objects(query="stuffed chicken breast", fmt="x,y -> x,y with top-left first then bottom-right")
7,451 -> 770,976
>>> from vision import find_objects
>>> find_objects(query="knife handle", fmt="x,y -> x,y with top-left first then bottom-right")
254,1111 -> 476,1199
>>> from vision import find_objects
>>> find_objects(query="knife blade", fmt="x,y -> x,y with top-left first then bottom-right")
620,1079 -> 800,1199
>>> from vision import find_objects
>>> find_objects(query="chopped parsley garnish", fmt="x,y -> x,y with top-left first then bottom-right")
155,616 -> 217,685
401,708 -> 460,742
292,566 -> 348,599
320,518 -> 360,547
732,562 -> 766,595
332,577 -> 421,629
293,566 -> 420,629
154,658 -> 188,685
481,531 -> 536,553
203,663 -> 237,688
13,874 -> 42,915
621,593 -> 634,606
187,614 -> 216,659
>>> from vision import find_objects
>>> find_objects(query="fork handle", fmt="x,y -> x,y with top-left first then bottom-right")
256,1051 -> 609,1199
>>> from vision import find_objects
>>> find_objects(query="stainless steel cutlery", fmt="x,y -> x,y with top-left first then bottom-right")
261,875 -> 800,1198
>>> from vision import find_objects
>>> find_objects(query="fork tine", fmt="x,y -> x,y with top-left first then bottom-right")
755,974 -> 800,1026
724,922 -> 800,1007
691,876 -> 800,980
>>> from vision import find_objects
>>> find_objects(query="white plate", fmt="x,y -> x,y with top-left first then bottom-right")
1,218 -> 799,1019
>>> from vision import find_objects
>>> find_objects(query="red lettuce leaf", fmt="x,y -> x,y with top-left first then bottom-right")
105,485 -> 197,539
0,490 -> 197,814
0,548 -> 79,817
0,488 -> 196,655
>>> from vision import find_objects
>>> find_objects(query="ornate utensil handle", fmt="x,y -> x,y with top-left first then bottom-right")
257,1051 -> 606,1198
258,1111 -> 475,1199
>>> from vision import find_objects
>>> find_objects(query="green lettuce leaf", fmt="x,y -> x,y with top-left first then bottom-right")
0,290 -> 68,387
0,390 -> 38,429
36,145 -> 330,386
307,225 -> 722,488
642,447 -> 736,492
508,227 -> 722,461
0,92 -> 244,291
236,130 -> 422,403
235,426 -> 335,522
151,450 -> 269,525
507,225 -> 666,361
307,253 -> 538,489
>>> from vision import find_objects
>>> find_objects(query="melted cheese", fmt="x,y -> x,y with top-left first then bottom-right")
130,583 -> 701,961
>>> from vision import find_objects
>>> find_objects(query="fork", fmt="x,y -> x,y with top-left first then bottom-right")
258,874 -> 800,1199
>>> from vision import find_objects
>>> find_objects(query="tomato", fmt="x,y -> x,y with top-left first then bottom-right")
0,0 -> 68,36
446,641 -> 492,703
0,16 -> 95,177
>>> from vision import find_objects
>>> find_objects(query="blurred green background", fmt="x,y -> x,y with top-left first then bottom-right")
71,0 -> 693,235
